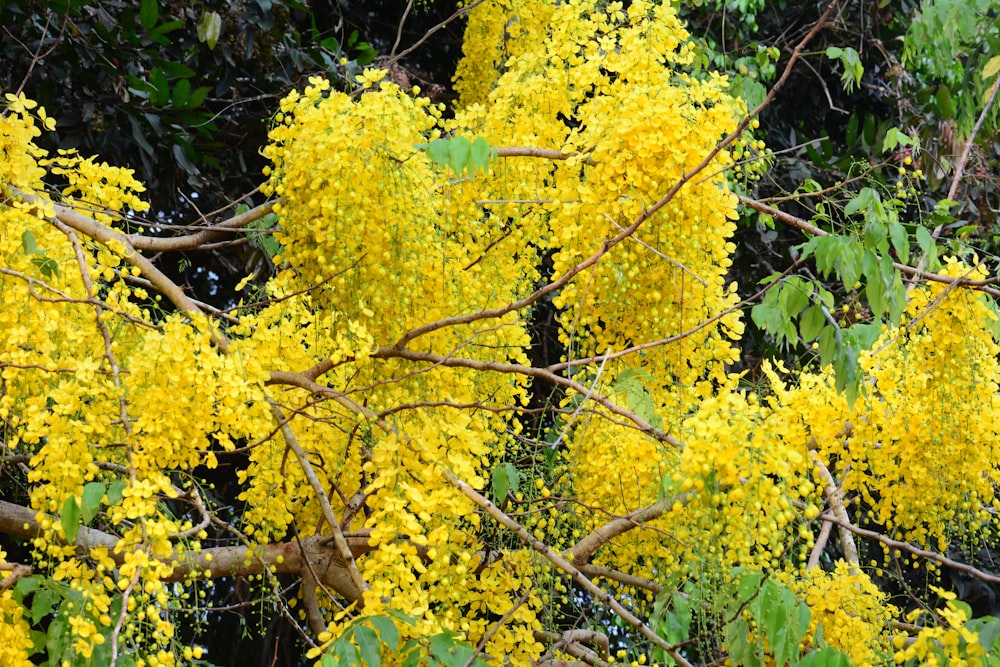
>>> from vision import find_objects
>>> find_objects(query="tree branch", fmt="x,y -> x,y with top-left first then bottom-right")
0,499 -> 371,600
565,496 -> 685,566
7,187 -> 232,351
817,511 -> 1000,584
267,399 -> 370,601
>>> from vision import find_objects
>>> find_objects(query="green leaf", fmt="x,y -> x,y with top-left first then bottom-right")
21,230 -> 38,255
862,114 -> 876,150
385,609 -> 419,626
799,305 -> 826,342
915,226 -> 938,268
731,76 -> 768,110
334,637 -> 361,665
355,625 -> 381,667
148,19 -> 184,45
197,10 -> 223,50
31,256 -> 60,280
171,78 -> 191,108
504,462 -> 520,495
158,61 -> 195,78
427,138 -> 451,168
882,127 -> 913,153
46,612 -> 70,661
888,221 -> 909,264
470,137 -> 492,172
844,187 -> 873,218
140,0 -> 159,30
736,571 -> 764,603
60,496 -> 80,544
448,136 -> 472,175
369,616 -> 399,652
935,85 -> 954,119
984,55 -> 1000,81
492,465 -> 510,503
187,86 -> 211,110
150,68 -> 170,106
798,647 -> 852,667
978,619 -> 1000,651
81,482 -> 106,525
428,632 -> 463,666
13,575 -> 40,600
817,325 -> 839,368
106,481 -> 127,507
845,114 -> 859,147
31,586 -> 55,624
658,595 -> 692,645
780,278 -> 811,318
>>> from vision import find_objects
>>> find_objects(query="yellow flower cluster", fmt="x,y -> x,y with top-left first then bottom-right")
44,148 -> 150,222
786,259 -> 1000,551
0,546 -> 33,667
0,92 -> 51,194
795,561 -> 896,666
894,588 -> 987,667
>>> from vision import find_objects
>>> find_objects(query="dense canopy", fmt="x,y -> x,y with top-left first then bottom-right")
2,1 -> 1000,666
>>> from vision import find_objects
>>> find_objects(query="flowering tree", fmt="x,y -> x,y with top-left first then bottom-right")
3,1 -> 1000,666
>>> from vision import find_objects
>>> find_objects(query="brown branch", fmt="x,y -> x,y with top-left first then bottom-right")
0,499 -> 372,600
0,562 -> 32,590
535,629 -> 609,664
267,399 -> 369,601
463,589 -> 531,667
809,451 -> 858,569
576,563 -> 663,594
566,496 -> 684,566
817,511 -> 1000,584
7,187 -> 231,350
123,200 -> 277,253
947,74 -> 1000,202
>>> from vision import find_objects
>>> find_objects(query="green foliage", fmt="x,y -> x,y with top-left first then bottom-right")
12,576 -> 130,667
196,10 -> 222,50
20,230 -> 60,280
423,136 -> 495,177
491,461 -> 520,504
57,481 -> 126,545
903,0 -> 1000,135
653,571 -> 853,667
321,612 -> 488,667
240,204 -> 283,259
824,47 -> 863,93
612,368 -> 663,429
